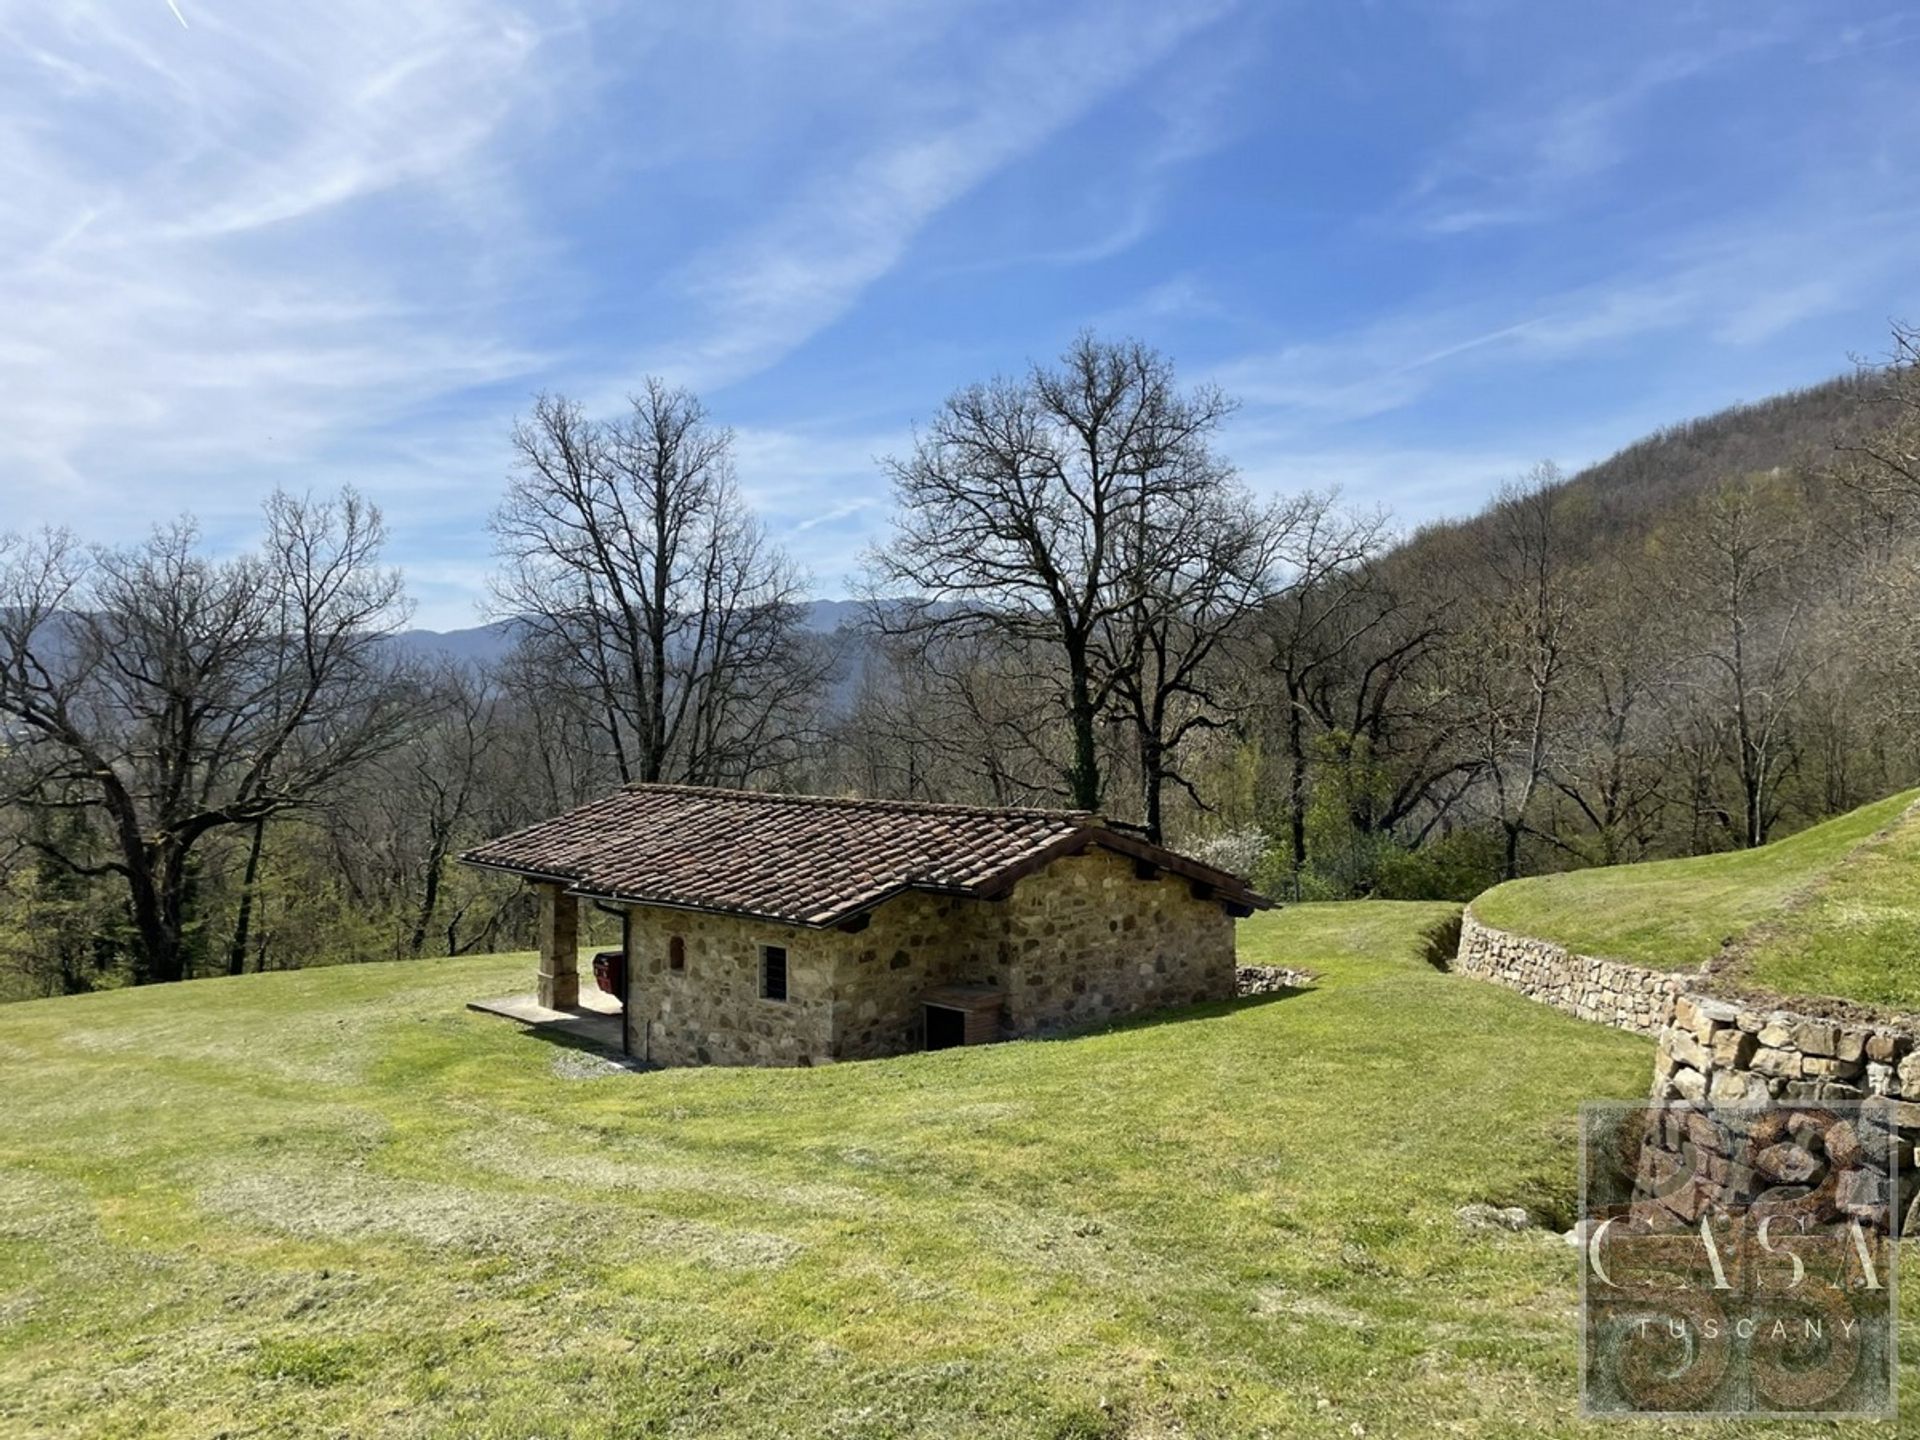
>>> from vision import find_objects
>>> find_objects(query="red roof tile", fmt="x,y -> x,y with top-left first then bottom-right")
460,784 -> 1268,927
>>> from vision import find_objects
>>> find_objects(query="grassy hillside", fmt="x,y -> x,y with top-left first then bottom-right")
1736,805 -> 1920,1014
0,904 -> 1711,1439
1472,789 -> 1917,974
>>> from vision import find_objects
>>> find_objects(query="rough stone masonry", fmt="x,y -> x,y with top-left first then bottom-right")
1453,909 -> 1920,1228
1452,909 -> 1683,1036
624,847 -> 1238,1067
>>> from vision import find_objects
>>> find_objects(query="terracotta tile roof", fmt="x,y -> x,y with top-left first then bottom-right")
460,783 -> 1269,927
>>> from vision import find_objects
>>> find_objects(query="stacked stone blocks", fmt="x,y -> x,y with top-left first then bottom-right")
1453,909 -> 1920,1226
1452,909 -> 1683,1036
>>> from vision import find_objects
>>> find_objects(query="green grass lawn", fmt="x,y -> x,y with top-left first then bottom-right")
0,904 -> 1907,1437
1472,789 -> 1918,973
1736,804 -> 1920,1013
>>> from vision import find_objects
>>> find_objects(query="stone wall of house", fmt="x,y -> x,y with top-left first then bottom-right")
1000,848 -> 1237,1034
618,844 -> 1242,1067
832,852 -> 1237,1056
826,890 -> 1001,1061
623,906 -> 834,1067
1452,909 -> 1683,1036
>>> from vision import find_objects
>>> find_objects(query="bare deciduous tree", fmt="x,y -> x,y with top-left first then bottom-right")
1463,465 -> 1575,879
0,491 -> 415,984
492,381 -> 823,789
1837,322 -> 1920,512
1258,498 -> 1395,876
1099,478 -> 1297,842
867,334 -> 1237,816
1543,554 -> 1673,865
326,662 -> 498,958
1669,476 -> 1817,848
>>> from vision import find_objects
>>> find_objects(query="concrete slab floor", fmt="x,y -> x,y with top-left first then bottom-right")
468,988 -> 626,1054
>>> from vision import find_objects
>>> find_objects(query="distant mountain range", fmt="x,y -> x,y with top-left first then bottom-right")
387,598 -> 871,667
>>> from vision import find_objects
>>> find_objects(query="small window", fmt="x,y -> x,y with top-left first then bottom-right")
668,936 -> 686,972
760,944 -> 788,1002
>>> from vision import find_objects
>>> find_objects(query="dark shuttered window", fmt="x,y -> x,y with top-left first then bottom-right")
760,945 -> 788,1002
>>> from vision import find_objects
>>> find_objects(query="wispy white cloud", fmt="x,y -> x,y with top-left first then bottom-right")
1228,438 -> 1546,523
643,0 -> 1239,388
1092,273 -> 1231,333
1213,193 -> 1920,434
976,22 -> 1261,273
1224,404 -> 1727,531
0,0 -> 573,519
731,422 -> 904,587
0,0 -> 1248,623
1806,12 -> 1920,63
1208,314 -> 1535,425
4,0 -> 1916,637
1407,25 -> 1786,235
791,497 -> 883,535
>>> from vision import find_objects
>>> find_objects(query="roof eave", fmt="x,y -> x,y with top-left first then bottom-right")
456,852 -> 973,930
458,854 -> 579,887
1074,828 -> 1273,911
966,826 -> 1272,913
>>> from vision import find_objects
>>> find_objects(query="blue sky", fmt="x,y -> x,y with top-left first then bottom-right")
3,1 -> 1917,628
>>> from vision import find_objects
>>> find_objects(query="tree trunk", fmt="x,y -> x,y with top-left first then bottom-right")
646,490 -> 671,782
1065,649 -> 1102,812
1284,682 -> 1308,884
123,849 -> 185,986
1139,736 -> 1165,844
226,821 -> 267,976
153,845 -> 193,984
408,821 -> 451,957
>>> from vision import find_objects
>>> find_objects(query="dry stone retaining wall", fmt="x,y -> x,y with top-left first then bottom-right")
1451,909 -> 1920,1224
1452,912 -> 1920,1111
1452,910 -> 1683,1036
1652,996 -> 1920,1230
1236,964 -> 1317,996
1654,994 -> 1920,1109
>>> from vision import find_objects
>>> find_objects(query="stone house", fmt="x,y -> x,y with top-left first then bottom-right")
461,784 -> 1270,1067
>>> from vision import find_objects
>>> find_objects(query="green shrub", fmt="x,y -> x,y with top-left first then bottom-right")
1374,830 -> 1505,901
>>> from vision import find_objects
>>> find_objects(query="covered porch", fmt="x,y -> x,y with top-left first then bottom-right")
467,882 -> 626,1053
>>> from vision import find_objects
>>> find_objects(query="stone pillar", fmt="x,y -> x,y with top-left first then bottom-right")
536,883 -> 579,1010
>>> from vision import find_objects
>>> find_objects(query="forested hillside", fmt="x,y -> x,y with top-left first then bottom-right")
1512,371 -> 1884,529
4,330 -> 1917,1000
1298,359 -> 1919,896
